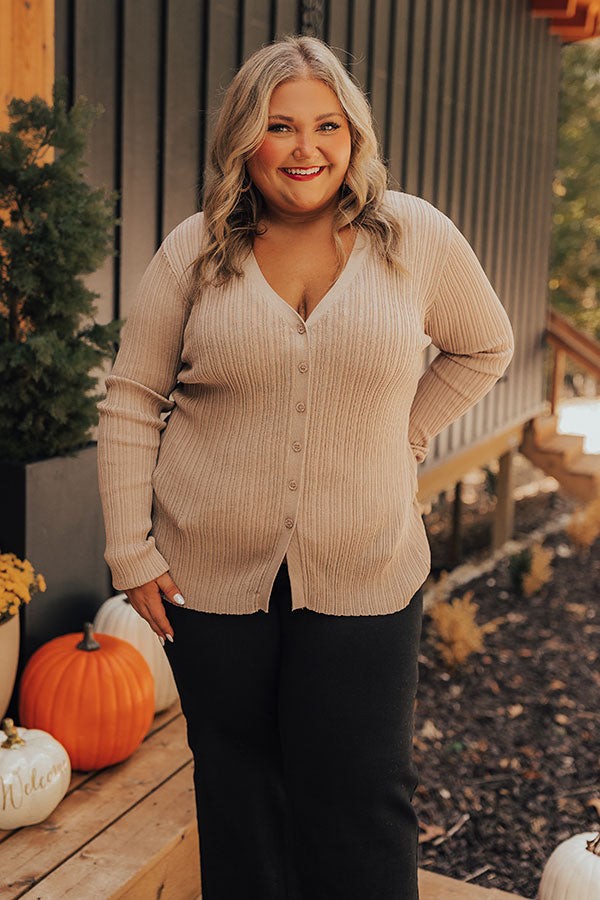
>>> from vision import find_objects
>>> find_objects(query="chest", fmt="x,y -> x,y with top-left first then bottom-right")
251,230 -> 357,321
180,254 -> 432,397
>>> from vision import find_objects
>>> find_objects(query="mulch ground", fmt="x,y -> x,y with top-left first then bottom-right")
413,458 -> 600,897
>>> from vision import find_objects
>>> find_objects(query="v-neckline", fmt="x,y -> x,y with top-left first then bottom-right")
245,228 -> 369,328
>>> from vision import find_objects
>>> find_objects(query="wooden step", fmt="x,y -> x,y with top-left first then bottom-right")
534,432 -> 585,463
565,453 -> 600,476
419,869 -> 528,898
0,701 -> 528,900
520,416 -> 600,502
0,703 -> 197,900
16,766 -> 200,900
530,412 -> 559,443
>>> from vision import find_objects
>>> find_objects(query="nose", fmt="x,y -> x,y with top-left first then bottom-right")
293,130 -> 319,160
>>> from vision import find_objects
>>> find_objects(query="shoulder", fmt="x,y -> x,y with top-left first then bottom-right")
383,190 -> 451,230
160,211 -> 206,278
382,190 -> 455,260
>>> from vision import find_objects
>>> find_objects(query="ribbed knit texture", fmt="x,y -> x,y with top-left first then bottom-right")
96,190 -> 514,615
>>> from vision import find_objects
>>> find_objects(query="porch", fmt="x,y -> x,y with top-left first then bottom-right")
0,701 -> 527,900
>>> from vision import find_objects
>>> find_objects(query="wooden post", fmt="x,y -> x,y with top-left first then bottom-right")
0,0 -> 55,131
492,447 -> 516,551
550,346 -> 566,415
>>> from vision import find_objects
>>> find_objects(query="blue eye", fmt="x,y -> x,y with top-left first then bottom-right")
267,122 -> 342,133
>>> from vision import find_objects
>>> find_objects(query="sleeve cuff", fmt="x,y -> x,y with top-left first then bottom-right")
104,540 -> 171,591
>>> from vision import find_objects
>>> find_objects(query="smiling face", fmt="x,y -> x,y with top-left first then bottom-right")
245,77 -> 352,223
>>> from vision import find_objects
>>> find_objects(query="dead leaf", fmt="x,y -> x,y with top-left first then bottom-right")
508,704 -> 524,718
521,745 -> 540,759
557,695 -> 577,709
420,719 -> 444,740
418,821 -> 446,843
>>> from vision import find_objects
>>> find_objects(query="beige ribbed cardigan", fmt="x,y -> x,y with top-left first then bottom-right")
96,190 -> 515,616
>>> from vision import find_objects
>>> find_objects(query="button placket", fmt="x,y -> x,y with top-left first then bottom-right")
280,325 -> 310,543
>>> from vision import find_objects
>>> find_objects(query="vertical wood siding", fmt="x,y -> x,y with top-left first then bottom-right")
54,0 -> 561,466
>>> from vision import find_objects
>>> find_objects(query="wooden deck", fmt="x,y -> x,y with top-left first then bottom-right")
0,701 -> 526,899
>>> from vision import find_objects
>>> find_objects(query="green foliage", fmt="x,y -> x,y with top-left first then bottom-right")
0,77 -> 123,464
508,546 -> 532,595
482,465 -> 497,500
549,37 -> 600,340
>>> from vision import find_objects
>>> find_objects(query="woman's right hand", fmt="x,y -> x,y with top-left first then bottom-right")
124,571 -> 185,645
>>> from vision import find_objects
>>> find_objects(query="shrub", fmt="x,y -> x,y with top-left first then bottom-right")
0,77 -> 122,464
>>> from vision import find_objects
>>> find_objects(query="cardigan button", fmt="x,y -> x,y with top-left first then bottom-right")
297,323 -> 306,334
295,401 -> 306,412
284,517 -> 294,528
288,480 -> 298,490
292,441 -> 302,452
298,362 -> 308,373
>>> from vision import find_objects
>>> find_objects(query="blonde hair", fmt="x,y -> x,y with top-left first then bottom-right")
189,34 -> 410,294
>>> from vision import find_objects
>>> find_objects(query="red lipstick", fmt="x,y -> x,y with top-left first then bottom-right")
280,166 -> 326,181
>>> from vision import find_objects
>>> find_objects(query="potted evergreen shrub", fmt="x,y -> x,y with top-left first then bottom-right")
0,77 -> 122,705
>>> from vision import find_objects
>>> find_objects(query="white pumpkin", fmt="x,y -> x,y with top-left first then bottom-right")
539,831 -> 600,899
0,718 -> 71,830
93,593 -> 179,712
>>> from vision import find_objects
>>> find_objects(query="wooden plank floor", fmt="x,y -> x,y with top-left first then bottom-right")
0,701 -> 526,899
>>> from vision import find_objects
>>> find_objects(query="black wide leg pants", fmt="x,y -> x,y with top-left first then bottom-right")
163,560 -> 424,900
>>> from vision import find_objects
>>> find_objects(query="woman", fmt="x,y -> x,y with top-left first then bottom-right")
96,34 -> 514,900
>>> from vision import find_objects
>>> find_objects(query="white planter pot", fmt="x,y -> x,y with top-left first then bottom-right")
0,614 -> 20,721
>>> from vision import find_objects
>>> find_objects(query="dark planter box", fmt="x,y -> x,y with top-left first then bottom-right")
0,441 -> 112,720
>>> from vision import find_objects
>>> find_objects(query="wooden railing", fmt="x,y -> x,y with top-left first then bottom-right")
545,307 -> 600,415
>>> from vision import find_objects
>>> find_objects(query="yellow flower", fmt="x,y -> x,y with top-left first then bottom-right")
0,553 -> 45,609
10,582 -> 29,602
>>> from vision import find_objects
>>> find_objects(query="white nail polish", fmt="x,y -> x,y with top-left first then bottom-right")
158,635 -> 165,646
166,633 -> 174,642
174,593 -> 185,606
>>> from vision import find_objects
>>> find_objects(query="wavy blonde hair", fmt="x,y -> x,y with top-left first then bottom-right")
188,34 -> 410,294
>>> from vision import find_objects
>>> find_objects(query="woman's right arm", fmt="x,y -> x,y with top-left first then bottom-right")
96,242 -> 191,597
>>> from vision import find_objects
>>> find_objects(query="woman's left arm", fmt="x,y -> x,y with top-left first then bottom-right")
408,218 -> 515,464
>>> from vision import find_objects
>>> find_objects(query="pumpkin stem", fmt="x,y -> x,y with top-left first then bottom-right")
587,833 -> 600,856
1,717 -> 26,749
76,621 -> 101,651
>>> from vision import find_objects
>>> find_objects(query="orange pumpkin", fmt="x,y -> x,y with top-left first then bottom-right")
18,622 -> 155,771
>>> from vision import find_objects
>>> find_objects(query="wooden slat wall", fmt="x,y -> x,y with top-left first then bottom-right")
54,0 -> 561,468
0,0 -> 54,132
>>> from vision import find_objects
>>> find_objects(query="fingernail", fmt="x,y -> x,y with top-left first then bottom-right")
173,593 -> 185,606
166,633 -> 174,643
158,635 -> 165,647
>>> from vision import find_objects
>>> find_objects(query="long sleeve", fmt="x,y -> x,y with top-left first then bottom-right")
96,245 -> 191,590
408,217 -> 515,464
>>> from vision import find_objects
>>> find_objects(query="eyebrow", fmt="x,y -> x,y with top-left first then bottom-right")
267,112 -> 345,121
